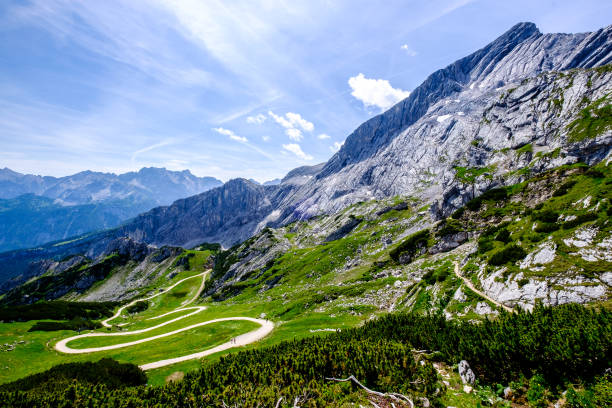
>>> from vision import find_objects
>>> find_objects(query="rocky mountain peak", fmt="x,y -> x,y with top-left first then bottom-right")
318,22 -> 609,181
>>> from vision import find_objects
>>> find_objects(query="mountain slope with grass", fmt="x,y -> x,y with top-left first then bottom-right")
0,22 -> 610,407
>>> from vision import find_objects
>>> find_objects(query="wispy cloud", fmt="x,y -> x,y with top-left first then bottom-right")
318,133 -> 331,140
246,113 -> 266,124
400,44 -> 418,56
131,139 -> 175,162
282,143 -> 313,161
8,1 -> 214,88
213,127 -> 247,143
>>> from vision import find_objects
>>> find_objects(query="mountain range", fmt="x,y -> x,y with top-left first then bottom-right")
0,167 -> 222,252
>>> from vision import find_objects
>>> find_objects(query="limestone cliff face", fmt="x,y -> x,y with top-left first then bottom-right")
272,23 -> 612,224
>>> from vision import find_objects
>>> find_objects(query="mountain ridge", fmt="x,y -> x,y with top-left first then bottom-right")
0,167 -> 222,205
0,167 -> 223,252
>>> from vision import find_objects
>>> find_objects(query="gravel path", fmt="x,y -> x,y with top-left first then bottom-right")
102,271 -> 209,328
453,261 -> 514,313
54,270 -> 274,371
139,317 -> 274,370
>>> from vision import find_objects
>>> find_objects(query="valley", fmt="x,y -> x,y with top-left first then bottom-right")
0,18 -> 610,407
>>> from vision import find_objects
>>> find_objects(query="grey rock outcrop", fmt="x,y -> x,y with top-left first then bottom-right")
458,360 -> 476,384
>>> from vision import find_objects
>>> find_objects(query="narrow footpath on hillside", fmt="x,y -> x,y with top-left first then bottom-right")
453,261 -> 514,313
55,270 -> 274,370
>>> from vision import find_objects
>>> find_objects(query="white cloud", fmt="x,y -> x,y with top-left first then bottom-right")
285,112 -> 314,132
317,133 -> 331,140
261,135 -> 270,142
330,141 -> 344,152
213,127 -> 247,142
282,143 -> 313,161
246,113 -> 266,124
285,128 -> 302,141
348,73 -> 410,111
268,110 -> 314,141
268,111 -> 291,129
400,44 -> 418,57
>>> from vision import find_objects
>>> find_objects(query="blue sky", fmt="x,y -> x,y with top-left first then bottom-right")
0,0 -> 610,182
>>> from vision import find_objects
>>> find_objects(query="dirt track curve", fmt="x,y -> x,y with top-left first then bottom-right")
54,270 -> 274,370
453,261 -> 514,313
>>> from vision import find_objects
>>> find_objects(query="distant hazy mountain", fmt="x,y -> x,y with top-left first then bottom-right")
0,167 -> 222,252
0,167 -> 222,205
263,178 -> 281,186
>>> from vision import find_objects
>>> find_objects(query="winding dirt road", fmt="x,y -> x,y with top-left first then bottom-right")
453,261 -> 514,313
55,270 -> 274,370
101,270 -> 209,328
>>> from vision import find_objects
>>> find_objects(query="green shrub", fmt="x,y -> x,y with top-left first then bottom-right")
494,228 -> 511,243
465,188 -> 508,211
451,206 -> 465,219
585,168 -> 605,179
436,218 -> 464,236
489,244 -> 527,266
482,221 -> 511,238
195,242 -> 222,251
527,374 -> 550,408
28,318 -> 101,332
553,180 -> 577,196
422,263 -> 451,285
562,213 -> 599,229
517,278 -> 530,288
526,233 -> 545,243
389,229 -> 430,262
477,236 -> 494,254
532,209 -> 559,223
534,222 -> 560,233
566,373 -> 612,407
0,301 -> 117,322
126,300 -> 149,314
0,358 -> 146,394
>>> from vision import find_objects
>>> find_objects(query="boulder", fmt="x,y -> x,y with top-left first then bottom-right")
458,360 -> 475,384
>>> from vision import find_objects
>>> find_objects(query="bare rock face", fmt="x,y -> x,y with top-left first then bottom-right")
429,232 -> 469,254
458,360 -> 476,384
480,269 -> 608,311
271,23 -> 612,224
